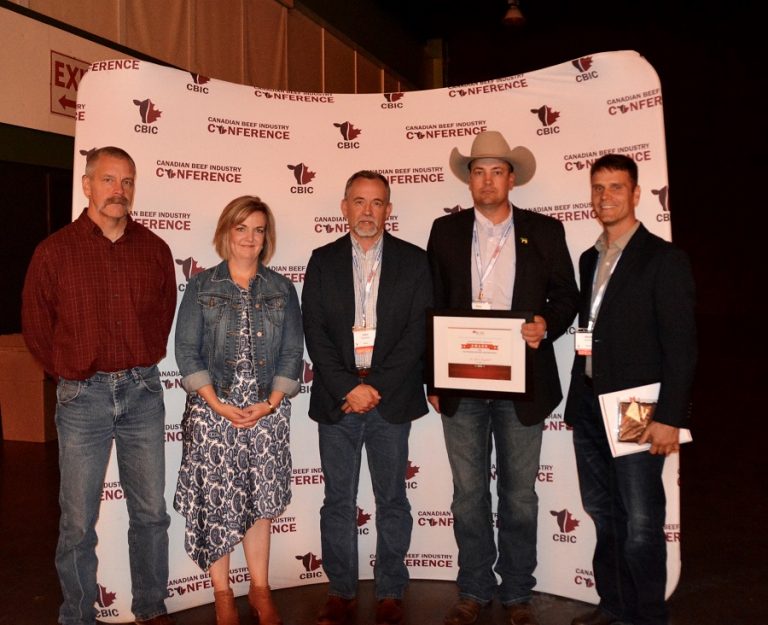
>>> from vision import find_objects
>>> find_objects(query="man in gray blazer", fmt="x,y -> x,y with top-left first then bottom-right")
565,154 -> 696,625
302,170 -> 432,625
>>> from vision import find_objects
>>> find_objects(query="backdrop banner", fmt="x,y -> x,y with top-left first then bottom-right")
73,50 -> 677,621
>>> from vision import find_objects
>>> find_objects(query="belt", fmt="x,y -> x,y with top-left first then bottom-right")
357,367 -> 370,379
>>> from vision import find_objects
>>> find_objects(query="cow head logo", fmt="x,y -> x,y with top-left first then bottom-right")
530,105 -> 560,127
133,98 -> 162,123
96,584 -> 116,608
287,163 -> 316,185
572,57 -> 593,72
651,185 -> 669,211
295,552 -> 323,571
302,360 -> 314,384
333,122 -> 362,141
175,257 -> 205,281
551,509 -> 580,533
189,73 -> 210,85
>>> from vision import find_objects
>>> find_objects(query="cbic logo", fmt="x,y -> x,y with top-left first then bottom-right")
531,105 -> 561,136
299,360 -> 314,393
133,98 -> 162,134
176,257 -> 205,281
295,552 -> 324,580
652,185 -> 669,211
302,360 -> 314,384
572,56 -> 599,83
96,584 -> 119,618
651,184 -> 670,222
188,72 -> 210,94
287,162 -> 316,195
357,507 -> 372,534
175,257 -> 205,293
653,185 -> 671,223
405,460 -> 420,489
334,121 -> 362,149
551,508 -> 580,543
382,92 -> 405,109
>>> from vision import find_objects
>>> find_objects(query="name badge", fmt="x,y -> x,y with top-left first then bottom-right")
472,300 -> 492,310
353,326 -> 376,356
575,328 -> 592,355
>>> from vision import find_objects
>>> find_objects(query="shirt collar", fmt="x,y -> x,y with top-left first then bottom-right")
595,220 -> 640,253
474,206 -> 513,233
76,207 -> 135,239
351,232 -> 384,257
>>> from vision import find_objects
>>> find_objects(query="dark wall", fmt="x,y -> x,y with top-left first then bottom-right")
1,126 -> 74,334
440,4 -> 763,324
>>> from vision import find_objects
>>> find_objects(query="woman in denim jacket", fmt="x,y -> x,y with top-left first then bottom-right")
174,196 -> 303,625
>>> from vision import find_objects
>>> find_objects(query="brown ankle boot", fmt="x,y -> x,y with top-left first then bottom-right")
248,584 -> 282,625
213,588 -> 240,625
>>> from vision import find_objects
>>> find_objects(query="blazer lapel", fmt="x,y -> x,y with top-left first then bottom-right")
598,224 -> 648,312
334,235 -> 357,335
460,210 -> 475,307
376,233 -> 398,325
511,206 -> 530,310
579,249 -> 598,326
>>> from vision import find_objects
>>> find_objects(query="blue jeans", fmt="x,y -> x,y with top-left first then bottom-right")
55,366 -> 170,625
442,398 -> 542,605
572,385 -> 668,625
318,408 -> 412,600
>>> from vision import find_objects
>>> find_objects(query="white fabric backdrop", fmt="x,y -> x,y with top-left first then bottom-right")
71,50 -> 679,621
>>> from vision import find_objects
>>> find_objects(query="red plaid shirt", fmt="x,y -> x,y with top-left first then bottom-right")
22,209 -> 177,380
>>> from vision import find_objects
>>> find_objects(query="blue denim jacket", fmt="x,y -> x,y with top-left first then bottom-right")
175,260 -> 303,399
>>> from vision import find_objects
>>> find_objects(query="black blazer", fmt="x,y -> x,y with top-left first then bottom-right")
564,223 -> 696,428
302,232 -> 432,424
427,206 -> 579,425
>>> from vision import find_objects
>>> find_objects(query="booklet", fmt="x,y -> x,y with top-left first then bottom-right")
598,382 -> 692,457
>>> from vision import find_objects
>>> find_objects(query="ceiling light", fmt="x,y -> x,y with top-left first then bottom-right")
503,0 -> 526,27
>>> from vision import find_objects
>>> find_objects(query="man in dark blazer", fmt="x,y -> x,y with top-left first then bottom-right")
427,131 -> 579,625
564,154 -> 696,625
302,170 -> 432,625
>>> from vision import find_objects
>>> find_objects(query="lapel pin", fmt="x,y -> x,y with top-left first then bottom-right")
520,237 -> 528,245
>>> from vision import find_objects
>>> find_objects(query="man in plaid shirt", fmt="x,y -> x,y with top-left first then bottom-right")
22,146 -> 176,625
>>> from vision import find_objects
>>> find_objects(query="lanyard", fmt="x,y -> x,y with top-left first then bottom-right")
587,249 -> 622,331
473,219 -> 513,301
352,245 -> 382,328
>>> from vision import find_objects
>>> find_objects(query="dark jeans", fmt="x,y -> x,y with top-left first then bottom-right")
318,408 -> 412,599
442,398 -> 542,605
572,385 -> 668,625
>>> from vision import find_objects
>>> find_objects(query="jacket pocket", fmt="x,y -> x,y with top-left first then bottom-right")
263,293 -> 286,326
198,293 -> 230,328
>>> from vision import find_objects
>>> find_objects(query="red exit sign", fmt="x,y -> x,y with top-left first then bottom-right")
50,50 -> 90,119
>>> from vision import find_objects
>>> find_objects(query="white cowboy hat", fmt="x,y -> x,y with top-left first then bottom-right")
449,130 -> 536,186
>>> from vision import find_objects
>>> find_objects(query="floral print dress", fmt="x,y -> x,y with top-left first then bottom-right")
174,285 -> 292,570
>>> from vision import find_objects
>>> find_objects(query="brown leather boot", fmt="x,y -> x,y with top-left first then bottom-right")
248,584 -> 282,625
213,589 -> 240,625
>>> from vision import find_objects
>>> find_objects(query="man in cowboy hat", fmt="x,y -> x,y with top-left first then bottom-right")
427,130 -> 579,625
